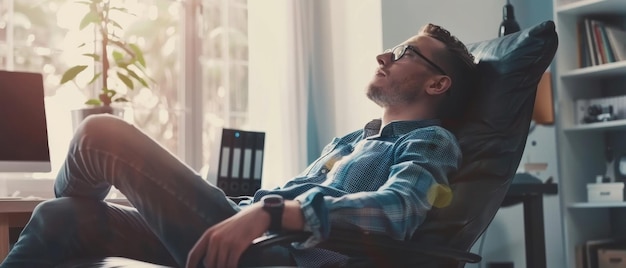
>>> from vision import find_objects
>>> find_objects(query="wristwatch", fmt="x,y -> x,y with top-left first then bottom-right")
261,194 -> 284,233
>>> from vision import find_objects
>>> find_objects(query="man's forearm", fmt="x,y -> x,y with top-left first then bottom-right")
283,200 -> 305,231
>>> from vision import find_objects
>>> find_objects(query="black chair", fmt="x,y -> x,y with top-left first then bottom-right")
58,20 -> 558,268
246,20 -> 559,268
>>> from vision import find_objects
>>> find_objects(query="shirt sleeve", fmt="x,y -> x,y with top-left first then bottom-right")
293,127 -> 461,248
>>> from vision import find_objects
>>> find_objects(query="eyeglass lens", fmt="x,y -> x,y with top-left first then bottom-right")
391,46 -> 405,61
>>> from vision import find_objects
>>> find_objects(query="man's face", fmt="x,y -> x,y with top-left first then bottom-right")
367,34 -> 446,107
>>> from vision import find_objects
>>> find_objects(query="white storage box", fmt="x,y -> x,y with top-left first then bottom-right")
599,249 -> 626,268
587,183 -> 624,202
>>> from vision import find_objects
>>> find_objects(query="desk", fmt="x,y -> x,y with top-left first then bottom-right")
0,198 -> 130,262
0,200 -> 40,261
503,182 -> 558,268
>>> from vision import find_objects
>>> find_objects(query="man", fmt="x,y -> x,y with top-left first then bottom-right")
0,23 -> 476,268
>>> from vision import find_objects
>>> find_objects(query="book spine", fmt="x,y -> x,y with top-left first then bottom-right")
598,23 -> 615,63
592,20 -> 607,65
584,18 -> 598,66
605,26 -> 626,61
578,20 -> 590,67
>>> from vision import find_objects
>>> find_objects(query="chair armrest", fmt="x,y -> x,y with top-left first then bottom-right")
248,228 -> 481,264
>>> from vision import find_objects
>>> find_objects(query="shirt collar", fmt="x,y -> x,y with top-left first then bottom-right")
363,118 -> 441,138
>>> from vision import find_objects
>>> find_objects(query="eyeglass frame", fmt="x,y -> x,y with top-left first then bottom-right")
384,44 -> 448,76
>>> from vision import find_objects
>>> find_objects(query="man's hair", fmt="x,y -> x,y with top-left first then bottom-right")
419,23 -> 478,121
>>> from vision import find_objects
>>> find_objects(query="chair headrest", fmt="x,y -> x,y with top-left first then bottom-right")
451,20 -> 558,182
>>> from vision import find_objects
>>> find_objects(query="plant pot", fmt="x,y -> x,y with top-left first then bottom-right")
71,106 -> 125,131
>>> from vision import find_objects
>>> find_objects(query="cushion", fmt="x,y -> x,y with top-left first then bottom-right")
455,20 -> 559,181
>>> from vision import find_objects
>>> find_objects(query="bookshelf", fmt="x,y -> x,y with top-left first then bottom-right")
554,0 -> 626,267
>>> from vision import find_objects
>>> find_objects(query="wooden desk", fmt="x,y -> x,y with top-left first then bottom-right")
0,199 -> 42,261
503,182 -> 558,268
0,198 -> 130,262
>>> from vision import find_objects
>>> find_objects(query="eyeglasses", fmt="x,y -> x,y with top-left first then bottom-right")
384,44 -> 447,76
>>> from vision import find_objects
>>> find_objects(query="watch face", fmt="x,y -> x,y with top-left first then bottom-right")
262,194 -> 284,207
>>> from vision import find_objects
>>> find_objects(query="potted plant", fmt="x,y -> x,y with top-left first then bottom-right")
59,0 -> 151,128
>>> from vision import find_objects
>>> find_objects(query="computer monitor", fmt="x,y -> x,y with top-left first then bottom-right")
0,70 -> 51,172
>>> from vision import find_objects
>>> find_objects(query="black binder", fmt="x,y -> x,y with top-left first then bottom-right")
216,129 -> 265,196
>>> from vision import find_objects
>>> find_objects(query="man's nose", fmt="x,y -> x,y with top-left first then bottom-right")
376,52 -> 391,66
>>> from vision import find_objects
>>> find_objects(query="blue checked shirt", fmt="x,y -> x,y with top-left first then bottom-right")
248,118 -> 461,266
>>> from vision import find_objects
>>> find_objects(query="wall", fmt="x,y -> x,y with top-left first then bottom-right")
380,0 -> 563,268
307,0 -> 383,152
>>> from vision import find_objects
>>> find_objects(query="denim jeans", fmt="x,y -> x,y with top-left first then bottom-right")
0,114 -> 294,268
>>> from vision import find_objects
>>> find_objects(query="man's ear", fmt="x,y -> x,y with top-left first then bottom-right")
426,76 -> 452,96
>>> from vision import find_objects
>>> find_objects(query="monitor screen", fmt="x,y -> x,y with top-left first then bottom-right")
0,70 -> 51,172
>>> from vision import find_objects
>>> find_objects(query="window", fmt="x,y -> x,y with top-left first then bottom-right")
199,0 -> 249,171
0,0 -> 249,193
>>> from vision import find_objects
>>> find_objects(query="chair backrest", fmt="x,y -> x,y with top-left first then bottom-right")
410,20 -> 558,266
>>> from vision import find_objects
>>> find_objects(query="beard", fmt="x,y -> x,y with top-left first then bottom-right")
366,84 -> 419,107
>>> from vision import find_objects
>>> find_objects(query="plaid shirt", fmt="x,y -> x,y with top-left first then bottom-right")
249,119 -> 461,266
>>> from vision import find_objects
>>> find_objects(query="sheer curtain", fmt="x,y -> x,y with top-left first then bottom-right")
248,0 -> 310,188
248,0 -> 382,188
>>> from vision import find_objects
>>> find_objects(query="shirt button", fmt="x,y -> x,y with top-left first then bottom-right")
321,168 -> 328,174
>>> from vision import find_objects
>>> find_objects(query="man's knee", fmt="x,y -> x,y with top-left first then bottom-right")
75,114 -> 131,140
72,114 -> 136,151
32,198 -> 82,222
31,198 -> 104,226
26,198 -> 83,237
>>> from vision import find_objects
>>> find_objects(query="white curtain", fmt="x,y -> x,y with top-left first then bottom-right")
248,0 -> 382,188
248,0 -> 312,188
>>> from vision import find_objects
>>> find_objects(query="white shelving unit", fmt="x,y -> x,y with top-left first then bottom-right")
554,0 -> 626,267
570,201 -> 626,208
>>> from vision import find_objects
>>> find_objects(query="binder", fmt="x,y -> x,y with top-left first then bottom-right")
216,129 -> 265,196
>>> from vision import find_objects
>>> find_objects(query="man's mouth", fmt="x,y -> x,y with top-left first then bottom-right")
376,69 -> 387,77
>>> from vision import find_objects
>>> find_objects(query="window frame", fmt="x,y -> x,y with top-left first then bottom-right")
0,0 -> 249,197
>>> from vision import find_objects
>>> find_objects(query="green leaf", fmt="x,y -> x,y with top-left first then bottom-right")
132,63 -> 155,83
129,43 -> 146,67
82,53 -> 101,61
113,97 -> 130,103
79,11 -> 100,30
60,65 -> 88,84
103,88 -> 116,95
117,72 -> 134,89
112,51 -> 125,64
85,99 -> 102,106
78,43 -> 86,48
110,7 -> 130,13
108,19 -> 123,30
87,72 -> 102,85
127,69 -> 148,88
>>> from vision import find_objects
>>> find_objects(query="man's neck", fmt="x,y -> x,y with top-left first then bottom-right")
380,104 -> 435,127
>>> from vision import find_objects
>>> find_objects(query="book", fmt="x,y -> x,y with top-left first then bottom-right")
605,25 -> 626,62
575,243 -> 587,268
584,18 -> 599,66
579,20 -> 591,67
578,21 -> 586,67
591,20 -> 607,64
597,21 -> 616,63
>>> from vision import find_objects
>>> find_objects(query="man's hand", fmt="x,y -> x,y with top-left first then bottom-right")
186,203 -> 269,268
